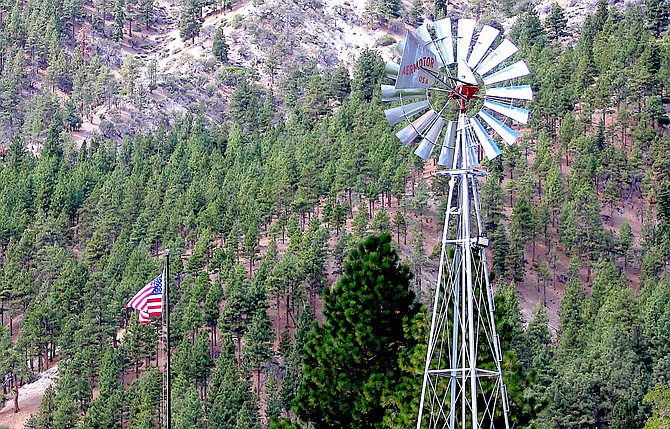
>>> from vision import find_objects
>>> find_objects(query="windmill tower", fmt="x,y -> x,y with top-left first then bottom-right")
381,18 -> 533,429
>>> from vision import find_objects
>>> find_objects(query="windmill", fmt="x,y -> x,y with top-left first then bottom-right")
381,18 -> 532,429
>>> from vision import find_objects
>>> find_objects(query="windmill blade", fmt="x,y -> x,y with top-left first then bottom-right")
471,117 -> 502,160
475,39 -> 518,75
385,100 -> 431,126
438,121 -> 457,167
457,60 -> 478,85
414,23 -> 432,42
457,19 -> 476,63
385,61 -> 400,79
396,110 -> 437,146
415,117 -> 445,160
483,100 -> 530,124
485,85 -> 533,101
396,39 -> 405,56
433,18 -> 455,64
478,110 -> 520,145
465,124 -> 480,167
413,24 -> 444,67
467,25 -> 500,69
381,85 -> 426,102
482,60 -> 530,86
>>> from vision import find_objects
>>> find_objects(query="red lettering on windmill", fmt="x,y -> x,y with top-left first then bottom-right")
401,56 -> 436,76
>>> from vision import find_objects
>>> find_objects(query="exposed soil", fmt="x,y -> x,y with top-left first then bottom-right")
0,367 -> 58,429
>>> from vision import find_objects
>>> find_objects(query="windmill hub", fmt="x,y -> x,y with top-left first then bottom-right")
452,84 -> 479,100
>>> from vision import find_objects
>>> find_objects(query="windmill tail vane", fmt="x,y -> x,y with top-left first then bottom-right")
381,18 -> 532,429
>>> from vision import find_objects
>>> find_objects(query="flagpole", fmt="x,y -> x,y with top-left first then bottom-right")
164,249 -> 171,429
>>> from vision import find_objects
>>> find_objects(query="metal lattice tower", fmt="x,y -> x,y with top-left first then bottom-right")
380,18 -> 532,429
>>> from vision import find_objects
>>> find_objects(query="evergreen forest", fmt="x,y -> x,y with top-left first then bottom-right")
0,0 -> 670,428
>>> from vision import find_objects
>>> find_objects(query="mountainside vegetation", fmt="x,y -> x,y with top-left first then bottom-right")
0,0 -> 670,428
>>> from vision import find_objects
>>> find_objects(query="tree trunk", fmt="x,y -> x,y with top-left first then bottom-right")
12,374 -> 19,413
275,297 -> 281,340
285,293 -> 290,330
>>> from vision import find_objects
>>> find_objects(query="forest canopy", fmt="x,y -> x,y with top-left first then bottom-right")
0,0 -> 669,428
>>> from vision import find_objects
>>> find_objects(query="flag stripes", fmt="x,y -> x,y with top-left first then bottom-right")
127,273 -> 163,324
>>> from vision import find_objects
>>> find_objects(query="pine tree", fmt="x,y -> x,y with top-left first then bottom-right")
219,267 -> 251,362
557,277 -> 586,355
407,0 -> 425,27
644,0 -> 670,36
139,0 -> 154,28
113,0 -> 125,41
512,6 -> 546,49
242,311 -> 273,389
294,234 -> 421,428
434,0 -> 447,19
179,0 -> 203,44
204,282 -> 223,354
352,48 -> 384,102
172,375 -> 205,429
212,27 -> 229,63
208,339 -> 253,429
330,66 -> 351,102
545,3 -> 568,43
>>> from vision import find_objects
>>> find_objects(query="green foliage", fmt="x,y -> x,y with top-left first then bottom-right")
644,385 -> 670,429
295,234 -> 422,428
208,338 -> 255,429
213,27 -> 229,63
545,3 -> 568,42
2,4 -> 670,428
434,0 -> 447,19
644,0 -> 670,35
352,48 -> 384,102
179,0 -> 204,43
113,0 -> 125,41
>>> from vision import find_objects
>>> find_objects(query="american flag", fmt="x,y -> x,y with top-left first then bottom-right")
126,273 -> 163,324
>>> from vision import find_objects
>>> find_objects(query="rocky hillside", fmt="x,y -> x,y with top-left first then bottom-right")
65,0 -> 624,143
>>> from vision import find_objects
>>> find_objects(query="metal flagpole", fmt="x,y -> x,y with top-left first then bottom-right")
162,249 -> 171,429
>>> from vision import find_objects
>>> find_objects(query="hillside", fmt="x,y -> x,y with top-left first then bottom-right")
1,0 -> 670,428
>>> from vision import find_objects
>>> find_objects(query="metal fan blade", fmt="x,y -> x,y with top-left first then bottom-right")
413,24 -> 444,67
478,109 -> 520,145
457,60 -> 478,85
483,100 -> 530,124
396,39 -> 405,56
438,121 -> 457,167
475,39 -> 518,75
457,19 -> 476,63
381,85 -> 426,102
465,122 -> 480,167
482,60 -> 530,86
471,117 -> 502,160
385,100 -> 431,126
396,110 -> 437,146
485,84 -> 533,101
396,30 -> 438,89
433,18 -> 455,64
385,61 -> 400,79
414,23 -> 432,42
415,117 -> 445,160
467,25 -> 500,69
